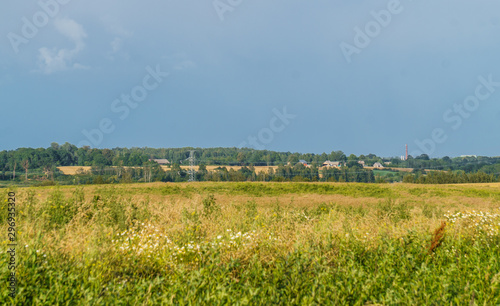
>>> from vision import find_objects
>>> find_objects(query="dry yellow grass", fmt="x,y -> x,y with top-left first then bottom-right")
10,181 -> 500,304
58,165 -> 442,176
13,181 -> 499,272
364,166 -> 412,172
57,166 -> 92,175
31,179 -> 500,242
26,181 -> 500,219
175,165 -> 279,173
58,165 -> 280,175
58,162 -> 451,178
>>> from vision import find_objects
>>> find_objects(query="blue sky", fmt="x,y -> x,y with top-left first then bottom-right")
1,0 -> 500,157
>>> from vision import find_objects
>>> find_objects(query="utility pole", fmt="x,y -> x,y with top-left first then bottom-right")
188,150 -> 196,182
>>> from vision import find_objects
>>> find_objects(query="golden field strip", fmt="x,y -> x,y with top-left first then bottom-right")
57,165 -> 421,175
57,165 -> 280,175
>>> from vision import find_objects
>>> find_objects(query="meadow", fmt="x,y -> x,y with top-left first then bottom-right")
2,182 -> 500,304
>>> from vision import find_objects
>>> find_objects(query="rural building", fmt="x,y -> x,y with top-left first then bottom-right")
373,162 -> 384,168
358,161 -> 365,167
151,159 -> 170,165
298,160 -> 310,167
323,160 -> 343,168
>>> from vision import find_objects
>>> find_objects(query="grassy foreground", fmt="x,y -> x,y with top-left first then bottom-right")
2,182 -> 500,305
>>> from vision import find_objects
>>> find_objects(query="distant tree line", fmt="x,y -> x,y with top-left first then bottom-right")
60,163 -> 377,184
403,170 -> 497,184
1,143 -> 499,185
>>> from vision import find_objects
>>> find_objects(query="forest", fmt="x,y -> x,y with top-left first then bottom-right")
0,142 -> 499,185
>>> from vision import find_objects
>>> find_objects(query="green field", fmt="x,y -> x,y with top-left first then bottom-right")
373,169 -> 399,176
2,182 -> 500,304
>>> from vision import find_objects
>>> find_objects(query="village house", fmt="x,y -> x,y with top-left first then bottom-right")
322,160 -> 344,168
298,160 -> 310,167
372,162 -> 384,168
151,159 -> 170,165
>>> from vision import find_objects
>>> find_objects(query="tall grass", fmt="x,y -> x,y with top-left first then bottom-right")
2,183 -> 500,304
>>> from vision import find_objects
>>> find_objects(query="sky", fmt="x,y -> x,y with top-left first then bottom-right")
1,0 -> 500,158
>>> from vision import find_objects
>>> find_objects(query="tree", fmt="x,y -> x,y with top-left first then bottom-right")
22,159 -> 29,180
347,160 -> 361,168
416,154 -> 430,160
390,158 -> 401,166
403,174 -> 415,183
288,154 -> 299,165
43,164 -> 53,180
237,152 -> 246,166
329,151 -> 346,162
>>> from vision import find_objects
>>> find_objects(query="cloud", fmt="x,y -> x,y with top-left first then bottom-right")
107,37 -> 130,61
101,15 -> 132,61
100,14 -> 133,37
37,18 -> 88,74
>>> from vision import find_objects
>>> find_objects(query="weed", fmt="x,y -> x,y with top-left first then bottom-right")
428,221 -> 446,254
7,183 -> 500,304
202,194 -> 220,218
313,202 -> 333,217
422,202 -> 436,218
245,200 -> 258,220
376,198 -> 411,223
182,207 -> 203,242
408,188 -> 428,196
42,188 -> 78,228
